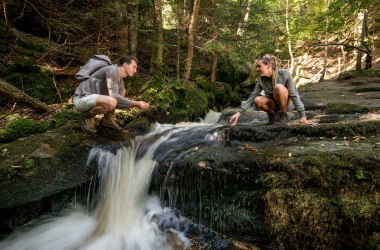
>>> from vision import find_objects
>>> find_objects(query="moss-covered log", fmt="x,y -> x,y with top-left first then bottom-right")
0,78 -> 51,113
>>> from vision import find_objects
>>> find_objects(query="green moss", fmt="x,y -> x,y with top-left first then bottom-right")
350,87 -> 380,93
229,91 -> 242,107
266,189 -> 342,249
195,75 -> 211,91
338,70 -> 360,80
324,102 -> 370,114
4,60 -> 58,103
125,117 -> 151,132
23,159 -> 35,169
140,77 -> 209,123
52,109 -> 80,127
213,82 -> 232,110
0,118 -> 51,142
360,67 -> 380,77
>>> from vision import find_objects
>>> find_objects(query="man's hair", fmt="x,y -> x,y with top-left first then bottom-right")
119,55 -> 138,65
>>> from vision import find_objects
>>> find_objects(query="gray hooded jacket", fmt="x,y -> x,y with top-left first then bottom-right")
240,68 -> 305,118
74,57 -> 133,108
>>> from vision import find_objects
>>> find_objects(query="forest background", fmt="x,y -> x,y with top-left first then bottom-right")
0,0 -> 380,130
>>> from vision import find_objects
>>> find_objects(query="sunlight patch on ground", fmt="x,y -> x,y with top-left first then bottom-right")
359,113 -> 380,121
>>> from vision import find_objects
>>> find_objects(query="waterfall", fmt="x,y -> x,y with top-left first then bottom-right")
0,121 -> 223,250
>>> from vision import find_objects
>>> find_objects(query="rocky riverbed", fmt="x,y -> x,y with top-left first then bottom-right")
0,75 -> 379,249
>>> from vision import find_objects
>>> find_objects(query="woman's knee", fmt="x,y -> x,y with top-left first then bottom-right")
274,84 -> 288,94
253,96 -> 265,107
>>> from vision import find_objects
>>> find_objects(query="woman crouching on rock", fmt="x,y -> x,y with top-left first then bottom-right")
229,54 -> 309,125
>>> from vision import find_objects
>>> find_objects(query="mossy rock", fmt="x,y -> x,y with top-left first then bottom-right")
324,102 -> 370,114
338,70 -> 360,80
139,77 -> 209,123
0,118 -> 51,143
229,92 -> 242,107
213,81 -> 232,110
52,108 -> 80,128
195,75 -> 212,91
125,117 -> 151,133
360,67 -> 380,77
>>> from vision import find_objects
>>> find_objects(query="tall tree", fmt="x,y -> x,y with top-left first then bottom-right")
177,0 -> 186,80
236,0 -> 251,36
177,0 -> 185,30
320,0 -> 330,81
128,2 -> 139,57
184,0 -> 200,81
285,0 -> 294,74
113,1 -> 129,56
356,9 -> 369,70
151,0 -> 164,74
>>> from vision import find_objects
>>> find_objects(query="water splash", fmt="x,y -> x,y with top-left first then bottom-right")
0,122 -> 224,250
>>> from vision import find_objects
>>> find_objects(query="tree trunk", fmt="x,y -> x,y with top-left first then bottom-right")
117,3 -> 129,55
2,1 -> 10,35
236,0 -> 251,36
184,0 -> 200,81
177,0 -> 186,80
355,9 -> 369,71
178,0 -> 185,30
361,9 -> 371,69
128,3 -> 138,57
151,0 -> 164,74
0,78 -> 51,113
320,0 -> 330,82
211,53 -> 217,83
285,0 -> 294,74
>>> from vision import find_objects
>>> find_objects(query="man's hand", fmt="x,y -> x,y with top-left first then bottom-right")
137,101 -> 149,110
229,112 -> 241,126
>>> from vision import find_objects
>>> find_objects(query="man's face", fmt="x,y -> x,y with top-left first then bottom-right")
255,60 -> 272,77
124,60 -> 138,77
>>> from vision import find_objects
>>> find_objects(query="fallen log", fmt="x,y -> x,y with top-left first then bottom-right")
0,78 -> 51,113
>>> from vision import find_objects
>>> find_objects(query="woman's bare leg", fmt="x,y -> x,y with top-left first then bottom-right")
273,84 -> 291,112
253,96 -> 276,114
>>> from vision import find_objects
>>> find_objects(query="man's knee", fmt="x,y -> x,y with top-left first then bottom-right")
106,98 -> 117,111
96,96 -> 117,111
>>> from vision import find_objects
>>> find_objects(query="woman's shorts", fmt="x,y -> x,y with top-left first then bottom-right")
72,94 -> 99,112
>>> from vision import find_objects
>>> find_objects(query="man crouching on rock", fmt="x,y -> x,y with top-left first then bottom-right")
73,55 -> 149,135
230,54 -> 309,126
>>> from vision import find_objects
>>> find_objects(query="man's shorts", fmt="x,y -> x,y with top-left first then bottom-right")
72,94 -> 99,112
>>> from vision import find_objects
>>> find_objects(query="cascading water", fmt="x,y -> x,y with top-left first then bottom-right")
0,120 -> 224,250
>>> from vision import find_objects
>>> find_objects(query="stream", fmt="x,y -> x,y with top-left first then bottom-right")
0,115 -> 225,250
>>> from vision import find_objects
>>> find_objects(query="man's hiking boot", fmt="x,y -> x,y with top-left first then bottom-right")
79,111 -> 97,135
276,111 -> 288,123
266,112 -> 277,125
100,113 -> 122,131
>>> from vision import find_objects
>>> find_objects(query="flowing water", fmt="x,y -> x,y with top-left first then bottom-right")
0,119 -> 224,250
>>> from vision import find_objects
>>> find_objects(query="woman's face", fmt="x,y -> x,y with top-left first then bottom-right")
255,60 -> 272,78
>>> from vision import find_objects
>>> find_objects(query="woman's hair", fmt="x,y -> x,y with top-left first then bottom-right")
257,54 -> 280,86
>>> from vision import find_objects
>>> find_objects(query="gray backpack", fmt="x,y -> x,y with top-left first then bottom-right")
75,55 -> 113,81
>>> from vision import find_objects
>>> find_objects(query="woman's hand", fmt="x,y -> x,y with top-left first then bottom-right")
229,112 -> 241,126
300,116 -> 309,124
